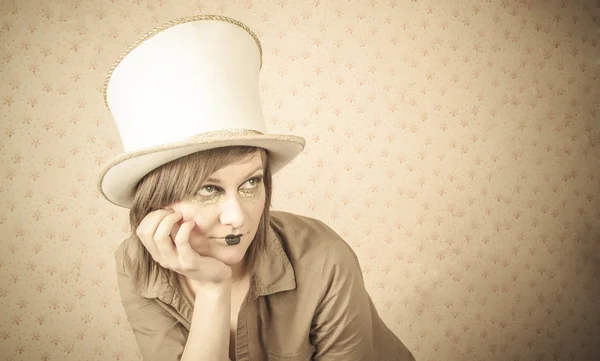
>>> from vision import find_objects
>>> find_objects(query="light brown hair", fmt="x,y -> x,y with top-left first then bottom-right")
122,146 -> 272,293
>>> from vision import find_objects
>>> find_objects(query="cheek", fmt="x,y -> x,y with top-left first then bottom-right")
169,202 -> 219,233
241,191 -> 266,217
169,202 -> 192,221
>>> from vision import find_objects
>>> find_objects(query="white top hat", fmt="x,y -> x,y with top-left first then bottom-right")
97,15 -> 305,208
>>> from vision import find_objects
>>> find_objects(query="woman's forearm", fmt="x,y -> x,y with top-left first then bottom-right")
181,281 -> 232,361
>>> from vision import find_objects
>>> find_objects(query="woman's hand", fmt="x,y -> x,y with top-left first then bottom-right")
135,209 -> 233,286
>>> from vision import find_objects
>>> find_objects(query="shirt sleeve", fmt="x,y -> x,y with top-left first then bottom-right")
310,238 -> 416,361
115,263 -> 188,361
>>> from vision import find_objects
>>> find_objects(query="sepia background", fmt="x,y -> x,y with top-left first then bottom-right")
1,0 -> 599,360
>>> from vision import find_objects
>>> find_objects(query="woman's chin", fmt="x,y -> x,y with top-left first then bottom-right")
190,245 -> 248,266
214,248 -> 248,266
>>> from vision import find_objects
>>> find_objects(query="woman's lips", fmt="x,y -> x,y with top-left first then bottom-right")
224,234 -> 241,245
209,234 -> 243,245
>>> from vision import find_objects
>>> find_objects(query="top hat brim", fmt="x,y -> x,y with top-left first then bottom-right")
98,132 -> 306,208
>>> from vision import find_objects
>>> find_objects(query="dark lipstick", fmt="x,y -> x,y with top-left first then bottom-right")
224,234 -> 242,245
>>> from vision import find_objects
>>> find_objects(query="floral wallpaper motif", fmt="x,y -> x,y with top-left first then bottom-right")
1,0 -> 599,360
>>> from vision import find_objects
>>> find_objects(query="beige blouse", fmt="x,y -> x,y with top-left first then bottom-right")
115,210 -> 416,361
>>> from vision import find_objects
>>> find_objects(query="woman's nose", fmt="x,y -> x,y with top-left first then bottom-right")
219,194 -> 245,230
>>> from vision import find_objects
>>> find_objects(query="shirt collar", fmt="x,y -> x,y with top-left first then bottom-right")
248,222 -> 296,301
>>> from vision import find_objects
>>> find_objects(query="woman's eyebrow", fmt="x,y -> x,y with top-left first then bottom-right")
205,165 -> 263,184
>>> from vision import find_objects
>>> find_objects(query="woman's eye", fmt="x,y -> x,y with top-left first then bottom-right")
240,176 -> 263,190
197,185 -> 218,196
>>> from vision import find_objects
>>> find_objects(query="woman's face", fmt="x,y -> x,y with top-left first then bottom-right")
168,150 -> 266,267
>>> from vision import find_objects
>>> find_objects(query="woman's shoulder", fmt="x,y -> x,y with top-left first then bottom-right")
114,235 -> 137,276
269,210 -> 342,245
269,210 -> 336,230
269,211 -> 359,271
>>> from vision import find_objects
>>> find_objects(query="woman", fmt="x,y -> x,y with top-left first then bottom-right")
98,15 -> 416,361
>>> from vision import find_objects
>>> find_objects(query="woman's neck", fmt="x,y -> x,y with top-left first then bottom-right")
230,258 -> 249,284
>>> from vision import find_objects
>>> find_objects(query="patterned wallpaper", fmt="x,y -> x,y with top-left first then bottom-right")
1,0 -> 599,360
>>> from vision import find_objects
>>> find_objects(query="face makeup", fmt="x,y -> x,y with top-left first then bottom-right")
185,176 -> 263,208
239,179 -> 262,201
185,191 -> 222,207
225,234 -> 242,245
181,177 -> 263,247
207,233 -> 243,245
169,151 -> 266,264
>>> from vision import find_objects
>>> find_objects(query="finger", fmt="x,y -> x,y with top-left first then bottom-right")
154,211 -> 182,241
154,212 -> 183,261
169,219 -> 182,241
136,209 -> 173,260
173,221 -> 198,266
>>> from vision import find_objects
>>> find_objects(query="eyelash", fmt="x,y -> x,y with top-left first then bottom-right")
200,176 -> 263,195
